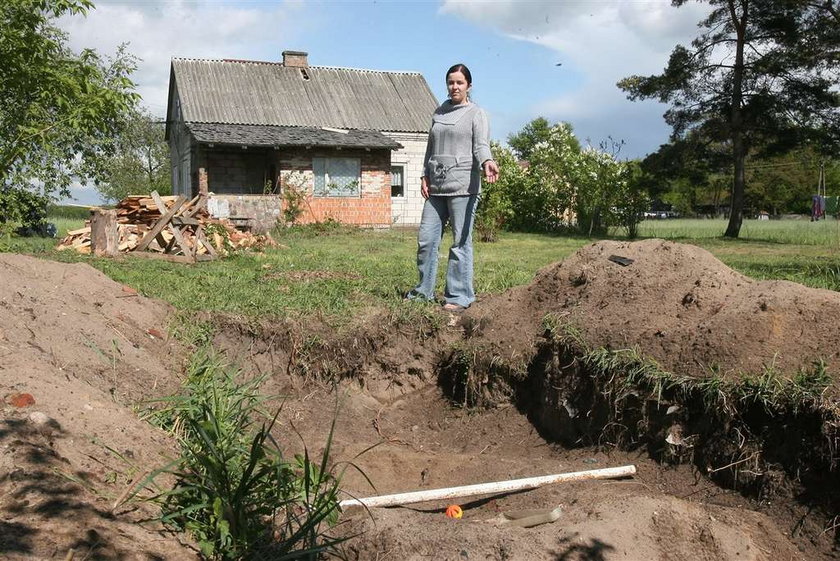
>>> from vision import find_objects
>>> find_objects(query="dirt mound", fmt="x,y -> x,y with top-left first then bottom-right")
468,239 -> 840,380
0,254 -> 194,560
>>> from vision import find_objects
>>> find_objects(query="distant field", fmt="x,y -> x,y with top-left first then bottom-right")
638,217 -> 840,246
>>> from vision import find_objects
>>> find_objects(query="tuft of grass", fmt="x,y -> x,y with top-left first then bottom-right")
139,351 -> 347,560
544,317 -> 834,416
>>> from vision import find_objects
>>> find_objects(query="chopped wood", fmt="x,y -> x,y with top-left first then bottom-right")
56,191 -> 277,260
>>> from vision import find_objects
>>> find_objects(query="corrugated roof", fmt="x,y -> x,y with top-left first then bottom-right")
186,123 -> 401,149
171,58 -> 438,133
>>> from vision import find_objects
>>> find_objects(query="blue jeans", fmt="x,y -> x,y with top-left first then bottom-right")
408,194 -> 478,307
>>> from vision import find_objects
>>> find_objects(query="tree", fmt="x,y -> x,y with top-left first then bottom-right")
746,147 -> 840,215
619,0 -> 840,238
97,109 -> 171,203
522,122 -> 581,231
641,132 -> 731,216
0,0 -> 139,208
507,117 -> 560,161
474,142 -> 518,242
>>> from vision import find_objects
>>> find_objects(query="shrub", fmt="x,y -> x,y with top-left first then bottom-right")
0,188 -> 50,233
141,352 -> 345,560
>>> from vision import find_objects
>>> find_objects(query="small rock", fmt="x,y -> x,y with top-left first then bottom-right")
28,411 -> 51,426
146,328 -> 164,340
6,393 -> 35,408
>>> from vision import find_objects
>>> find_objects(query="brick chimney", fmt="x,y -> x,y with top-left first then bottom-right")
282,50 -> 309,68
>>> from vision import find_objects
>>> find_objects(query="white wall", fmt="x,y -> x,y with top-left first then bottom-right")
385,132 -> 428,226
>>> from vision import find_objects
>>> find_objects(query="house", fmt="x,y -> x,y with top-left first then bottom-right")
165,51 -> 439,230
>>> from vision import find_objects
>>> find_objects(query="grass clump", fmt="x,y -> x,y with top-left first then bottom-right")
141,352 -> 345,560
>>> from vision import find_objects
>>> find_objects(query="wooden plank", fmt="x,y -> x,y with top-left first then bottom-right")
184,194 -> 206,218
195,227 -> 218,258
178,194 -> 201,217
134,193 -> 186,252
67,226 -> 91,236
150,191 -> 193,257
172,216 -> 200,226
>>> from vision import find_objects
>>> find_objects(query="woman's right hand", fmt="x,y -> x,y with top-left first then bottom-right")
421,176 -> 430,199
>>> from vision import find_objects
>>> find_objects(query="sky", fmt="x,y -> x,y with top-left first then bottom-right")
57,0 -> 711,205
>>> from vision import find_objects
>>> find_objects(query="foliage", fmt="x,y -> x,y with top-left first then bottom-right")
507,116 -> 560,161
619,0 -> 840,238
281,171 -> 311,225
746,148 -> 840,215
509,123 -> 642,236
0,188 -> 50,233
617,160 -> 650,239
475,142 -> 517,242
97,108 -> 171,203
0,0 -> 139,199
573,142 -> 631,236
640,131 -> 732,217
142,352 -> 345,560
510,122 -> 580,232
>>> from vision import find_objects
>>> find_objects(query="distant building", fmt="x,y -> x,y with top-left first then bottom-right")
165,51 -> 438,230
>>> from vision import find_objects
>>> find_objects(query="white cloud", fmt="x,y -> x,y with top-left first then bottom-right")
441,0 -> 711,156
58,1 -> 309,117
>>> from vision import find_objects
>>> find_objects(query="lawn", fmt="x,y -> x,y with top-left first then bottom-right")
4,217 -> 839,322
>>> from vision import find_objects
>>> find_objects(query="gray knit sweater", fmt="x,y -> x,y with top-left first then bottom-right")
422,101 -> 493,196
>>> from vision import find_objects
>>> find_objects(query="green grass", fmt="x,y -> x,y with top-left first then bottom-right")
638,217 -> 840,246
4,217 -> 839,322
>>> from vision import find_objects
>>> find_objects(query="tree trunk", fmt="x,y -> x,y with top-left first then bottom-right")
725,0 -> 749,238
90,208 -> 119,257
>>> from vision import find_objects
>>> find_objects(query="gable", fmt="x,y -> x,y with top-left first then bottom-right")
170,58 -> 438,133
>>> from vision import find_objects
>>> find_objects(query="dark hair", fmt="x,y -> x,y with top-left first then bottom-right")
446,63 -> 472,85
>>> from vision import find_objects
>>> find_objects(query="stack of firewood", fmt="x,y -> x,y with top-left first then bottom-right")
57,194 -> 275,257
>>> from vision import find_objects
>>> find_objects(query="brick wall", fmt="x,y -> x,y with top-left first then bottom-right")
200,146 -> 393,229
278,147 -> 392,228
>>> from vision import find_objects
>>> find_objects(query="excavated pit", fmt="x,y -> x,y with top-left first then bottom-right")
3,240 -> 840,560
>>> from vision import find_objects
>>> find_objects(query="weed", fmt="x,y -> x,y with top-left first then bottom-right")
140,351 -> 346,560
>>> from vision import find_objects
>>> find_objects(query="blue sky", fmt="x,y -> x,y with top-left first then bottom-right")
58,0 -> 710,205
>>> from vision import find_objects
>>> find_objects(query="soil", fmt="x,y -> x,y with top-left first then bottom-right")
464,239 -> 840,381
1,241 -> 838,560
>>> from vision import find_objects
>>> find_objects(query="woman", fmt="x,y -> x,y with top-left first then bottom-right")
406,63 -> 500,312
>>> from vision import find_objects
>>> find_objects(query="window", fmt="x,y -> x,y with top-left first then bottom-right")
313,157 -> 360,197
391,165 -> 405,198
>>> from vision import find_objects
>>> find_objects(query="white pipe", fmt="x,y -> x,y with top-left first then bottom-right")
339,464 -> 636,509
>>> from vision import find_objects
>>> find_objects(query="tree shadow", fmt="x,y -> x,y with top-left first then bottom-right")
0,521 -> 36,554
552,534 -> 616,561
0,413 -> 170,559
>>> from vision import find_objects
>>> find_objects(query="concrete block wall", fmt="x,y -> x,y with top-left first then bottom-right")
207,150 -> 272,195
386,132 -> 428,226
207,195 -> 282,233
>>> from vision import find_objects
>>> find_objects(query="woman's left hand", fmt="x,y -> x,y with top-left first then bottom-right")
483,160 -> 500,183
